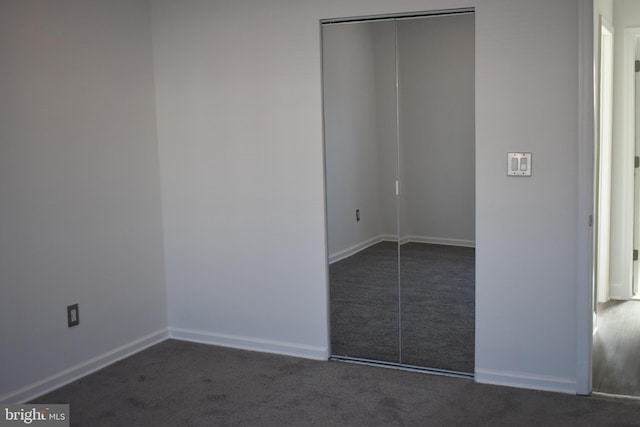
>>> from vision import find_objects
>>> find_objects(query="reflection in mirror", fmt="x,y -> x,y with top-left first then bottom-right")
323,11 -> 475,375
323,20 -> 399,363
397,14 -> 475,373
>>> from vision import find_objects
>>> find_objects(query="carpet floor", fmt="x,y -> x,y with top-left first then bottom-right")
35,340 -> 640,426
330,241 -> 474,373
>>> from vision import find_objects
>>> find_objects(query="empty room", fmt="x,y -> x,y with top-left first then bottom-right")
2,0 -> 640,425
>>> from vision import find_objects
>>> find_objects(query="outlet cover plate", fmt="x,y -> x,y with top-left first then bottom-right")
67,304 -> 79,327
507,152 -> 532,176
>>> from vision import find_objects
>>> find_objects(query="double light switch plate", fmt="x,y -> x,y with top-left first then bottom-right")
507,152 -> 532,177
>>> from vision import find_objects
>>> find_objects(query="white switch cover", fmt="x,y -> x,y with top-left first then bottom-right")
507,152 -> 532,176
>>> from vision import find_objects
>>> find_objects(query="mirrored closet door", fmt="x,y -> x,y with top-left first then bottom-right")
323,10 -> 475,375
323,19 -> 400,364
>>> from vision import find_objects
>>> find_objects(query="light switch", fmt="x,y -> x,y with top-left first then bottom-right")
507,152 -> 532,176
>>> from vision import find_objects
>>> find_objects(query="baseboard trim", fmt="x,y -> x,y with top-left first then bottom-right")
169,327 -> 328,361
328,235 -> 390,264
608,282 -> 627,300
1,329 -> 169,404
400,236 -> 475,248
329,234 -> 474,263
475,368 -> 576,394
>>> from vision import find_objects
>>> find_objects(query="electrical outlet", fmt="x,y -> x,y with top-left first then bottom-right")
67,304 -> 79,327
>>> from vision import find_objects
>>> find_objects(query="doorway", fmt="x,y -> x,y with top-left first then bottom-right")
591,12 -> 640,396
322,10 -> 475,376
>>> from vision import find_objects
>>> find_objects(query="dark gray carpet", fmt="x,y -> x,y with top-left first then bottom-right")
35,339 -> 640,426
330,241 -> 400,364
330,241 -> 474,373
593,300 -> 640,396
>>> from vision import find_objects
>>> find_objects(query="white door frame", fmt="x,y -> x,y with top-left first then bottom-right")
576,0 -> 594,396
596,16 -> 614,304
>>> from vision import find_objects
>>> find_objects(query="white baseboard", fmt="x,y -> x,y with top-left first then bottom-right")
608,281 -> 627,300
475,368 -> 576,394
169,327 -> 328,361
1,329 -> 169,403
400,235 -> 475,248
329,235 -> 475,263
328,235 -> 391,264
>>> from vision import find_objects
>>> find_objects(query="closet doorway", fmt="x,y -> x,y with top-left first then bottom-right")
322,9 -> 475,376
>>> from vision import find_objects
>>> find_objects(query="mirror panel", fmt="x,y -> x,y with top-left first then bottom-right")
397,14 -> 475,372
323,20 -> 400,363
324,11 -> 475,374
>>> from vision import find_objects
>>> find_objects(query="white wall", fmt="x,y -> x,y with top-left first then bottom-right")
398,14 -> 475,245
323,23 -> 385,259
151,0 -> 330,357
372,22 -> 401,241
475,0 -> 579,392
0,0 -> 168,402
152,0 -> 583,393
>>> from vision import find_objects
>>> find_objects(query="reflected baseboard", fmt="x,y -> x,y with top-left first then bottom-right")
329,235 -> 395,264
329,235 -> 475,264
400,235 -> 475,248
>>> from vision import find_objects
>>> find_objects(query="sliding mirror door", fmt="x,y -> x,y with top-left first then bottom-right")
323,10 -> 475,374
323,20 -> 400,363
397,14 -> 475,373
